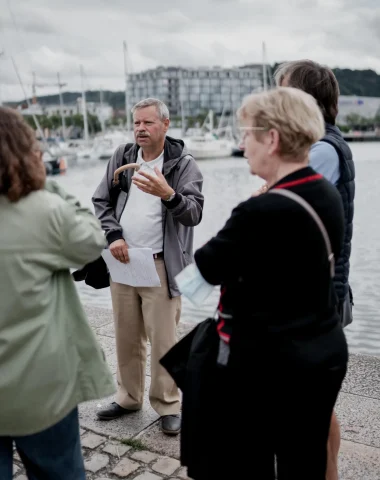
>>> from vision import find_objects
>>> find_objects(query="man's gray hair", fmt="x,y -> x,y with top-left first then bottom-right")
131,98 -> 170,121
273,62 -> 293,86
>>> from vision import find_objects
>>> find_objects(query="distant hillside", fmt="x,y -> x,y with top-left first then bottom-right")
6,67 -> 380,109
272,64 -> 380,97
333,69 -> 380,97
9,90 -> 125,110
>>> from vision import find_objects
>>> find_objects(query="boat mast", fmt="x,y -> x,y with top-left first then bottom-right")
57,72 -> 66,140
179,69 -> 186,136
0,51 -> 4,106
262,41 -> 268,92
99,86 -> 105,133
10,56 -> 50,153
80,65 -> 89,144
123,41 -> 131,133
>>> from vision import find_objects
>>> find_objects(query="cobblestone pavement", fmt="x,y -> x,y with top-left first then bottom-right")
12,427 -> 190,480
11,307 -> 380,479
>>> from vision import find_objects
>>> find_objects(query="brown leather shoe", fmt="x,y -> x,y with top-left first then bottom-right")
160,414 -> 181,435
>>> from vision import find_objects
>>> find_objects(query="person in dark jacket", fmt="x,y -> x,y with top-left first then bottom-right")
175,87 -> 348,479
274,60 -> 354,480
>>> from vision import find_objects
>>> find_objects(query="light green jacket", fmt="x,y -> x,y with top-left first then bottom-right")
0,180 -> 115,436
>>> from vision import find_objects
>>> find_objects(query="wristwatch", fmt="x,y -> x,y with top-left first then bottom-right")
165,191 -> 176,202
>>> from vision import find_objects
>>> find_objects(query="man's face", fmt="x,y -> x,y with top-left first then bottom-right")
280,74 -> 290,87
133,106 -> 169,149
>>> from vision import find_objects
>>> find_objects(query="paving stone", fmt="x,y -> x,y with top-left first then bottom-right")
81,433 -> 107,449
338,439 -> 380,480
136,422 -> 180,459
132,472 -> 162,480
83,305 -> 113,329
79,375 -> 159,440
14,476 -> 27,480
152,457 -> 181,476
80,428 -> 86,435
13,451 -> 21,462
13,464 -> 21,474
102,442 -> 131,457
84,453 -> 110,473
336,393 -> 380,448
131,450 -> 160,464
112,458 -> 140,477
176,467 -> 190,479
96,322 -> 115,337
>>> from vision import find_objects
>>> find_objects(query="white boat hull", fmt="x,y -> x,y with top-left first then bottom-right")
184,138 -> 233,160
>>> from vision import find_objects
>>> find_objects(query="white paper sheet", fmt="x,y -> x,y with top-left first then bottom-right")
101,248 -> 161,287
175,263 -> 215,306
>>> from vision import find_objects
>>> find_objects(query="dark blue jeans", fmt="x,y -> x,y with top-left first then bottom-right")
0,408 -> 85,480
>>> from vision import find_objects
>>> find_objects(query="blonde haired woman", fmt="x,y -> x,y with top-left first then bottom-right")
172,88 -> 348,480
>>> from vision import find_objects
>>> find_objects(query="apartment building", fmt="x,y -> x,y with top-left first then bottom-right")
129,65 -> 265,117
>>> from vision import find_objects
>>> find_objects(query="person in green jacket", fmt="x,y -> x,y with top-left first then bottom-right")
0,107 -> 115,479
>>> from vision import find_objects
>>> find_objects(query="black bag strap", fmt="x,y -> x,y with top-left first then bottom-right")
112,142 -> 135,188
117,142 -> 134,167
269,189 -> 335,279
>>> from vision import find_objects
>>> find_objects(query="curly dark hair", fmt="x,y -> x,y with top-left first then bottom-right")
0,107 -> 46,202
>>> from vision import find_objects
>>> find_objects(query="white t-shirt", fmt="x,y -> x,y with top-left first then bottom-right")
119,149 -> 164,254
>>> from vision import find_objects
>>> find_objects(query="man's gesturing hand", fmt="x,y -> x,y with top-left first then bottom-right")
109,239 -> 129,263
132,167 -> 174,200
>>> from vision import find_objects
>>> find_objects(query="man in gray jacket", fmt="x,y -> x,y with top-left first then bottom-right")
92,98 -> 204,435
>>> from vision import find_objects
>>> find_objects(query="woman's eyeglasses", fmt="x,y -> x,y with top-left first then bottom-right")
238,126 -> 269,140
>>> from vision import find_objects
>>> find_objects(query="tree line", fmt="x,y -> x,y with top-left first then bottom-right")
23,113 -> 102,135
8,66 -> 380,113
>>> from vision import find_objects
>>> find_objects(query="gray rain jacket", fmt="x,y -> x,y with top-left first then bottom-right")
92,136 -> 204,297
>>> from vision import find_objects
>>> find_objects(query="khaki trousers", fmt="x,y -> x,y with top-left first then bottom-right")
110,258 -> 181,416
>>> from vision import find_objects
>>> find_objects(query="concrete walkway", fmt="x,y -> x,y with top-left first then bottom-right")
13,305 -> 380,479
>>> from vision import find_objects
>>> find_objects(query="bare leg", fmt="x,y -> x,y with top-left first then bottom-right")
326,411 -> 341,480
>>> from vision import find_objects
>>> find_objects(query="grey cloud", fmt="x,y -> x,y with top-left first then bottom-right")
1,0 -> 380,102
0,65 -> 18,86
135,10 -> 192,33
1,17 -> 56,35
319,9 -> 380,58
138,39 -> 252,71
366,13 -> 380,42
0,2 -> 57,35
138,40 -> 215,67
342,0 -> 378,8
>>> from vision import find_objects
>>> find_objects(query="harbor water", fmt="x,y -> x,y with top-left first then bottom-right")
55,142 -> 380,357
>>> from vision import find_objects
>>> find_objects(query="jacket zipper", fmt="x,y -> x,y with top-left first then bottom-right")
162,208 -> 172,299
162,166 -> 175,299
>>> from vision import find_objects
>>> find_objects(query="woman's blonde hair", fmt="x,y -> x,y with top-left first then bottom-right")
237,87 -> 325,158
0,107 -> 46,202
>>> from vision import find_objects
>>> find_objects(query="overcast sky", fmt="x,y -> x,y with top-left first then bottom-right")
0,0 -> 379,102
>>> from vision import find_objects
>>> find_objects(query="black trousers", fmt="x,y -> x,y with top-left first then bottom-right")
265,365 -> 346,479
186,362 -> 346,480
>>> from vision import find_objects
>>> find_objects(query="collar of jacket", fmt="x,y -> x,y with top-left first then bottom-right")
325,122 -> 342,137
124,136 -> 193,177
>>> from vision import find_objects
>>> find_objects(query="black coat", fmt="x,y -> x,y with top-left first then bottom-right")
177,167 -> 349,479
